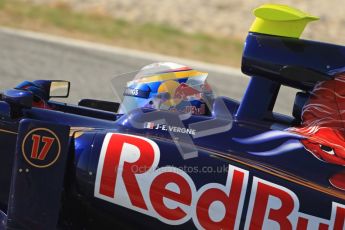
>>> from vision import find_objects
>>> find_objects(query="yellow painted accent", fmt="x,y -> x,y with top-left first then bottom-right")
0,129 -> 18,135
249,4 -> 319,38
158,80 -> 181,106
73,131 -> 84,138
135,70 -> 207,83
70,127 -> 95,138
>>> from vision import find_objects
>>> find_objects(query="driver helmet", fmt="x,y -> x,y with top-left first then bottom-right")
118,62 -> 215,115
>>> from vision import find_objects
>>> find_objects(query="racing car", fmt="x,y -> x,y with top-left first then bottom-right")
1,3 -> 345,230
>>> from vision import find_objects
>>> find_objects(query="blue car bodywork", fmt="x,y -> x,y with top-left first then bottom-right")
2,8 -> 345,230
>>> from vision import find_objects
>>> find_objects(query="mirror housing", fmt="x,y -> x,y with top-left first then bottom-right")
2,89 -> 33,108
49,81 -> 70,98
1,90 -> 33,118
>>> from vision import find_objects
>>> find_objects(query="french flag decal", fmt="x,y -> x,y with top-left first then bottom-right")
144,122 -> 155,129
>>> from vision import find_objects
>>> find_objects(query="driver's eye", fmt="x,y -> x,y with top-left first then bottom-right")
320,145 -> 335,155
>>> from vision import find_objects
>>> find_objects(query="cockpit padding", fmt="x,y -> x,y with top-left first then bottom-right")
292,92 -> 310,122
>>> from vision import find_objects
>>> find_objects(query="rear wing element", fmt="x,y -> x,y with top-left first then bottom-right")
6,119 -> 70,229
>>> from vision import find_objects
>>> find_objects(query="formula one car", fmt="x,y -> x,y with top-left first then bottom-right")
1,4 -> 345,230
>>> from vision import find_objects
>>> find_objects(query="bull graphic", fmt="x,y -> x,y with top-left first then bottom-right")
290,73 -> 345,190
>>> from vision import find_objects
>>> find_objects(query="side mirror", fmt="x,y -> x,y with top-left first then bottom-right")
49,81 -> 70,98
